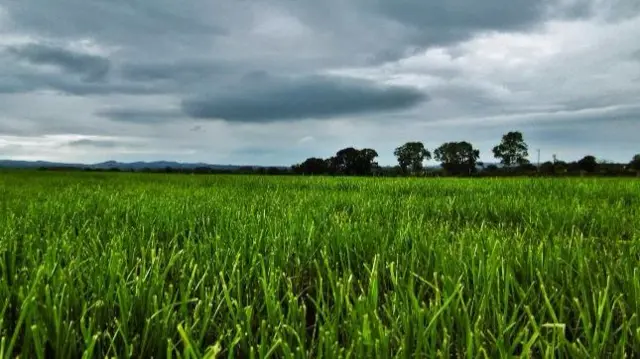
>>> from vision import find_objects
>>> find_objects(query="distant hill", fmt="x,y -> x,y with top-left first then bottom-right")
0,159 -> 493,171
89,161 -> 244,171
0,160 -> 275,171
0,160 -> 82,168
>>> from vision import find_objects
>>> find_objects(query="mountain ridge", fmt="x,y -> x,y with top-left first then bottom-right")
0,159 -> 268,170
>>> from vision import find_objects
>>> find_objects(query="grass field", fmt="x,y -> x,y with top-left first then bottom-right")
0,171 -> 639,358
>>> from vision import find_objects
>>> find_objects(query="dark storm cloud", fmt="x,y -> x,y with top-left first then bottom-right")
8,43 -> 110,81
181,74 -> 428,122
3,0 -> 589,71
96,108 -> 182,124
0,0 -> 601,98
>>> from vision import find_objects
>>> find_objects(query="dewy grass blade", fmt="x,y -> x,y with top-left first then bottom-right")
0,172 -> 638,357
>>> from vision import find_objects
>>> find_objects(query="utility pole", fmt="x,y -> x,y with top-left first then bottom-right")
537,149 -> 541,171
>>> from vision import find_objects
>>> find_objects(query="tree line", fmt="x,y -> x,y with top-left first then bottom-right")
34,130 -> 639,177
292,131 -> 640,177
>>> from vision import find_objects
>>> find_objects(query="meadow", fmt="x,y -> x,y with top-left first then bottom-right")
0,171 -> 639,358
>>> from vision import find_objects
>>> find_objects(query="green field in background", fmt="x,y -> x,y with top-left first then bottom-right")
1,172 -> 639,358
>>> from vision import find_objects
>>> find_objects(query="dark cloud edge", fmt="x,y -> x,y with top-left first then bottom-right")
180,74 -> 429,123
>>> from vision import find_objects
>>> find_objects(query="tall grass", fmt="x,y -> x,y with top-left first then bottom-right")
0,172 -> 638,358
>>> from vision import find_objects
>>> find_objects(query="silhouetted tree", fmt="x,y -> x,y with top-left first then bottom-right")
492,131 -> 529,167
330,147 -> 379,175
359,148 -> 380,175
629,154 -> 640,175
577,155 -> 598,173
331,147 -> 359,175
540,161 -> 555,175
517,163 -> 538,174
554,160 -> 568,174
293,157 -> 329,175
434,141 -> 480,175
193,167 -> 208,174
237,166 -> 255,174
394,141 -> 432,175
485,164 -> 499,173
388,166 -> 405,177
265,167 -> 285,175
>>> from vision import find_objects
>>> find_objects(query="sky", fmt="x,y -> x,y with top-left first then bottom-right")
0,0 -> 638,166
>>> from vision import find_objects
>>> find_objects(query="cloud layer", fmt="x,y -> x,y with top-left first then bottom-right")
8,43 -> 110,81
182,74 -> 427,122
0,0 -> 639,165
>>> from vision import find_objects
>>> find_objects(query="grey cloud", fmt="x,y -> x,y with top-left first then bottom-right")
278,0 -> 593,66
0,45 -> 157,96
367,0 -> 546,43
595,0 -> 640,21
2,0 -> 581,74
364,0 -> 636,42
67,139 -> 120,148
1,0 -> 639,164
0,122 -> 29,136
120,61 -> 235,83
4,0 -> 224,48
97,108 -> 182,123
0,72 -> 162,96
44,80 -> 157,96
116,63 -> 275,98
8,43 -> 110,82
520,114 -> 640,159
233,146 -> 278,156
182,74 -> 428,122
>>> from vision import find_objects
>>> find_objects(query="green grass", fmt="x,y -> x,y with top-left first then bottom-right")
0,171 -> 639,358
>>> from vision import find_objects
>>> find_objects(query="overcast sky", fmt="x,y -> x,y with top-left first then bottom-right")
0,0 -> 638,166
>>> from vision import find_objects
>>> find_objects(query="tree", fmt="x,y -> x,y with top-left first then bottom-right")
331,147 -> 360,175
492,131 -> 529,167
394,141 -> 432,175
629,154 -> 640,175
554,160 -> 568,174
485,164 -> 499,173
358,148 -> 380,175
434,141 -> 480,175
518,163 -> 538,174
292,157 -> 329,175
540,161 -> 555,175
577,155 -> 598,173
329,147 -> 379,176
